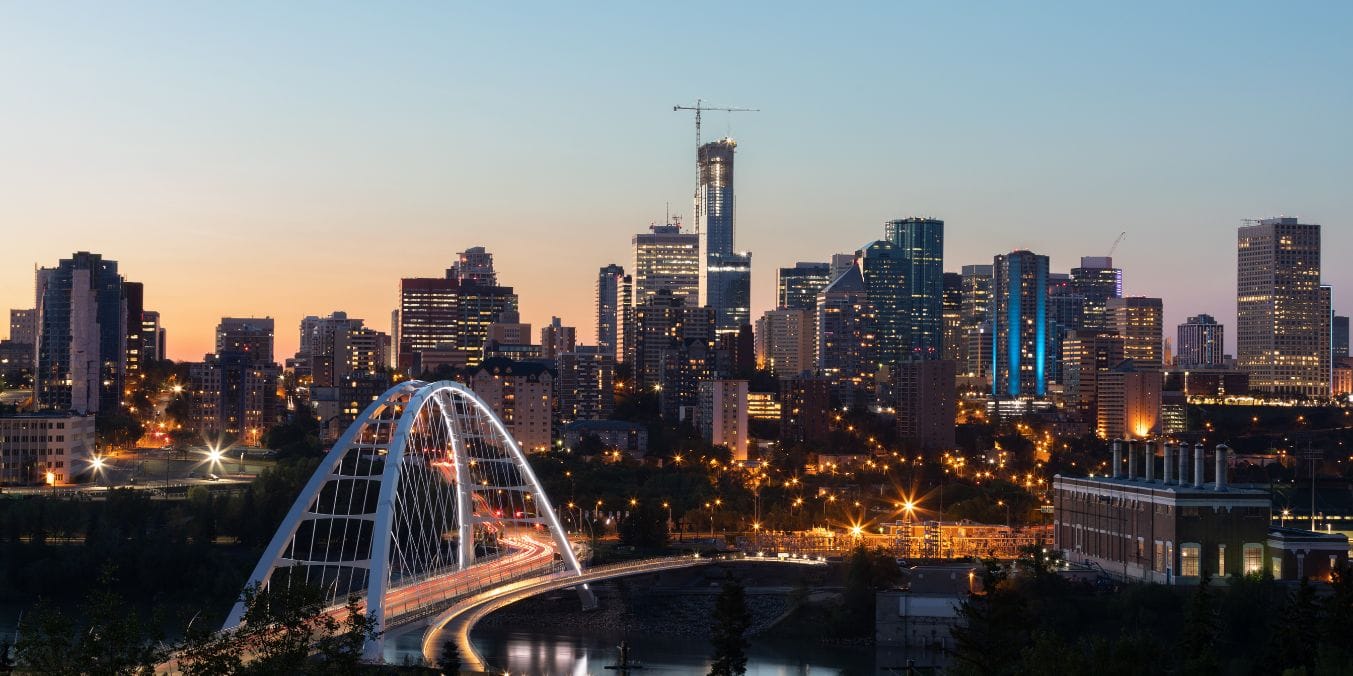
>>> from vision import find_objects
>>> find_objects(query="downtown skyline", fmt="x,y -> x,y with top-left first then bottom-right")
2,3 -> 1351,360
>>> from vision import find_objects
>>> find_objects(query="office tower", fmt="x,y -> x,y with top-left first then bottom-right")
1061,331 -> 1126,420
895,360 -> 957,453
829,254 -> 856,281
1107,297 -> 1164,371
1095,361 -> 1161,439
140,311 -> 162,362
464,357 -> 554,453
1238,218 -> 1328,397
885,217 -> 945,360
942,273 -> 963,362
397,278 -> 458,371
991,250 -> 1050,398
1046,275 -> 1086,384
8,309 -> 37,346
716,324 -> 754,378
486,310 -> 532,346
1336,316 -> 1350,360
631,291 -> 715,419
1176,314 -> 1225,369
858,240 -> 905,366
698,379 -> 749,461
35,252 -> 127,414
780,376 -> 832,444
456,281 -> 518,368
298,312 -> 386,387
187,352 -> 281,445
778,262 -> 833,311
959,265 -> 994,377
632,223 -> 699,308
698,138 -> 737,259
966,320 -> 994,379
447,246 -> 497,286
557,346 -> 615,423
215,318 -> 275,367
597,264 -> 626,361
123,282 -> 145,379
540,317 -> 576,360
1321,285 -> 1333,396
706,251 -> 752,333
816,265 -> 876,401
1070,257 -> 1123,331
755,308 -> 814,377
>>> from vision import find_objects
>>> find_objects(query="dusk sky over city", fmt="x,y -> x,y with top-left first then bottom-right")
3,2 -> 1351,360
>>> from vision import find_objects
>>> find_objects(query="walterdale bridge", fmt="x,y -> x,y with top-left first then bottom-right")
218,380 -> 818,671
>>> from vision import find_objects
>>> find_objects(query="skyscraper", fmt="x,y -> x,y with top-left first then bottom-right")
215,318 -> 276,367
1335,316 -> 1349,360
1237,218 -> 1328,397
596,264 -> 626,361
991,250 -> 1050,398
1176,314 -> 1225,368
754,308 -> 814,377
942,272 -> 963,362
397,277 -> 458,371
706,251 -> 751,333
777,262 -> 832,311
1070,257 -> 1123,332
1107,297 -> 1164,371
632,223 -> 699,308
885,217 -> 945,360
447,246 -> 497,286
8,309 -> 37,346
857,240 -> 905,367
35,252 -> 127,414
959,265 -> 994,377
816,265 -> 876,401
697,138 -> 737,261
894,359 -> 957,453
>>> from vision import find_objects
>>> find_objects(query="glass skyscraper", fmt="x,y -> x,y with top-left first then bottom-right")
857,240 -> 906,367
706,252 -> 751,332
696,138 -> 750,334
992,250 -> 1050,398
35,251 -> 127,414
777,262 -> 833,311
885,217 -> 945,360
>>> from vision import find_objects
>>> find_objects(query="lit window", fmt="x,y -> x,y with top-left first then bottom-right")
1180,543 -> 1201,577
1243,544 -> 1264,575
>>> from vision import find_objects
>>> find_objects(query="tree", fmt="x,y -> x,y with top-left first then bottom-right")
438,639 -> 462,674
709,571 -> 751,676
1264,577 -> 1320,674
618,501 -> 669,549
1179,572 -> 1218,675
96,409 -> 144,450
14,568 -> 163,676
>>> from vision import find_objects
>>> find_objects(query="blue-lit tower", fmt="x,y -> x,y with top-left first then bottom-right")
991,250 -> 1050,398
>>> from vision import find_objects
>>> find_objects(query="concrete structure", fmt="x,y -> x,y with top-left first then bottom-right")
992,250 -> 1050,399
1095,362 -> 1162,439
1108,296 -> 1164,372
895,360 -> 957,452
816,265 -> 875,402
1176,314 -> 1225,368
754,308 -> 814,377
562,419 -> 648,455
215,317 -> 275,367
629,291 -> 715,420
698,379 -> 748,461
1163,369 -> 1250,397
1238,218 -> 1329,397
876,565 -> 977,670
35,252 -> 128,414
485,311 -> 531,347
596,264 -> 627,362
777,262 -> 832,312
556,346 -> 614,423
632,223 -> 699,309
0,412 -> 95,485
539,317 -> 575,360
1062,331 -> 1125,421
1055,444 -> 1271,584
464,358 -> 555,453
780,376 -> 832,445
8,308 -> 37,346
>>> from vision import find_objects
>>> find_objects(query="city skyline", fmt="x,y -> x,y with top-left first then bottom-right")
3,3 -> 1351,360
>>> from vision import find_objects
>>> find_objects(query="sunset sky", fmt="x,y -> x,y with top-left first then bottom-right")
2,3 -> 1350,361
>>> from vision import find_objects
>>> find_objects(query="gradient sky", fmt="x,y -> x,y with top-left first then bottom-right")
2,2 -> 1350,361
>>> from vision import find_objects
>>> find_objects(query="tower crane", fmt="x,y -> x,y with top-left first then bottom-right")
1107,231 -> 1126,258
674,100 -> 758,235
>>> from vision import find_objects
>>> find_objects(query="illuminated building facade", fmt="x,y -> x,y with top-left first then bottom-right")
754,308 -> 814,377
596,264 -> 627,362
35,252 -> 128,414
706,251 -> 752,333
0,412 -> 95,485
215,317 -> 275,367
991,250 -> 1049,398
1070,256 -> 1122,332
633,223 -> 699,308
816,265 -> 876,401
1095,361 -> 1161,439
464,357 -> 555,453
1176,314 -> 1225,369
1108,297 -> 1164,372
698,379 -> 748,461
1237,218 -> 1328,397
778,262 -> 833,311
885,217 -> 945,360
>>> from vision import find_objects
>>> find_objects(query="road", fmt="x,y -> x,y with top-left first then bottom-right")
420,553 -> 826,672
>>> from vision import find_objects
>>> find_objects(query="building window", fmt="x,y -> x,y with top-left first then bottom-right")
1273,557 -> 1284,580
1180,543 -> 1201,577
1243,544 -> 1263,575
1218,545 -> 1226,577
1153,541 -> 1164,571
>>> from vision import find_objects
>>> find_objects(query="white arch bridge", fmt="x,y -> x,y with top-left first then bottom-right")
223,380 -> 595,660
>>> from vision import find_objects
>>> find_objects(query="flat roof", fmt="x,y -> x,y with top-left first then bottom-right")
1054,474 -> 1270,497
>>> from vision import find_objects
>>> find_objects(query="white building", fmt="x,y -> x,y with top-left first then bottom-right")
0,413 -> 96,485
698,379 -> 748,461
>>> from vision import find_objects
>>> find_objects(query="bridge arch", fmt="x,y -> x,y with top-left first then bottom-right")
222,380 -> 586,659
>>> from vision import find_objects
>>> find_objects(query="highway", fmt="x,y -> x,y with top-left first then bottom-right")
420,553 -> 826,672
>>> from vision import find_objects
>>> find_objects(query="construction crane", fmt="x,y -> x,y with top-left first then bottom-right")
673,99 -> 758,234
1107,231 -> 1127,257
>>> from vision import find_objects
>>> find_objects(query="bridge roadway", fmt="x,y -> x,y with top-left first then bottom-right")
419,552 -> 826,672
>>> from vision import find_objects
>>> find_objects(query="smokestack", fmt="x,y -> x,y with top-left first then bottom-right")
1145,440 -> 1156,483
1128,440 -> 1138,480
1178,442 -> 1189,487
1215,444 -> 1230,492
1112,439 -> 1123,479
1193,443 -> 1205,488
1163,442 -> 1175,484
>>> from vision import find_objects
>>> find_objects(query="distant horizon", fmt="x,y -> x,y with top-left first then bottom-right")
3,3 -> 1349,361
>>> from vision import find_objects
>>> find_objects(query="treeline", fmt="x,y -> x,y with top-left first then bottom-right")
951,553 -> 1353,675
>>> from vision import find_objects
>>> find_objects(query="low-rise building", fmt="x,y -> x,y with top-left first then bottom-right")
0,412 -> 96,485
562,420 -> 648,456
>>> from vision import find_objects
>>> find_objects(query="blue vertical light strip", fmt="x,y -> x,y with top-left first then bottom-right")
1007,255 -> 1021,398
1035,257 -> 1047,397
991,256 -> 1001,398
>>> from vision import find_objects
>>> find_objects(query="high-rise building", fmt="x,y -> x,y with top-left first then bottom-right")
1107,297 -> 1164,372
959,265 -> 994,378
215,318 -> 275,367
698,138 -> 737,260
779,376 -> 832,444
992,250 -> 1050,399
35,252 -> 127,414
123,282 -> 145,380
557,346 -> 614,423
633,223 -> 699,308
1335,315 -> 1349,361
457,282 -> 519,368
486,310 -> 532,346
464,357 -> 554,453
1095,361 -> 1161,439
895,360 -> 957,453
698,379 -> 748,461
140,311 -> 163,363
8,309 -> 37,346
1238,218 -> 1328,397
1176,315 -> 1225,369
1046,275 -> 1086,385
1062,331 -> 1126,421
596,264 -> 626,361
817,265 -> 876,401
858,240 -> 905,367
447,246 -> 497,286
297,312 -> 389,388
754,308 -> 814,377
1070,257 -> 1123,332
397,277 -> 458,371
187,351 -> 281,445
885,217 -> 945,360
706,252 -> 752,333
829,254 -> 856,282
942,272 -> 963,362
778,262 -> 833,311
540,317 -> 576,360
630,291 -> 715,419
